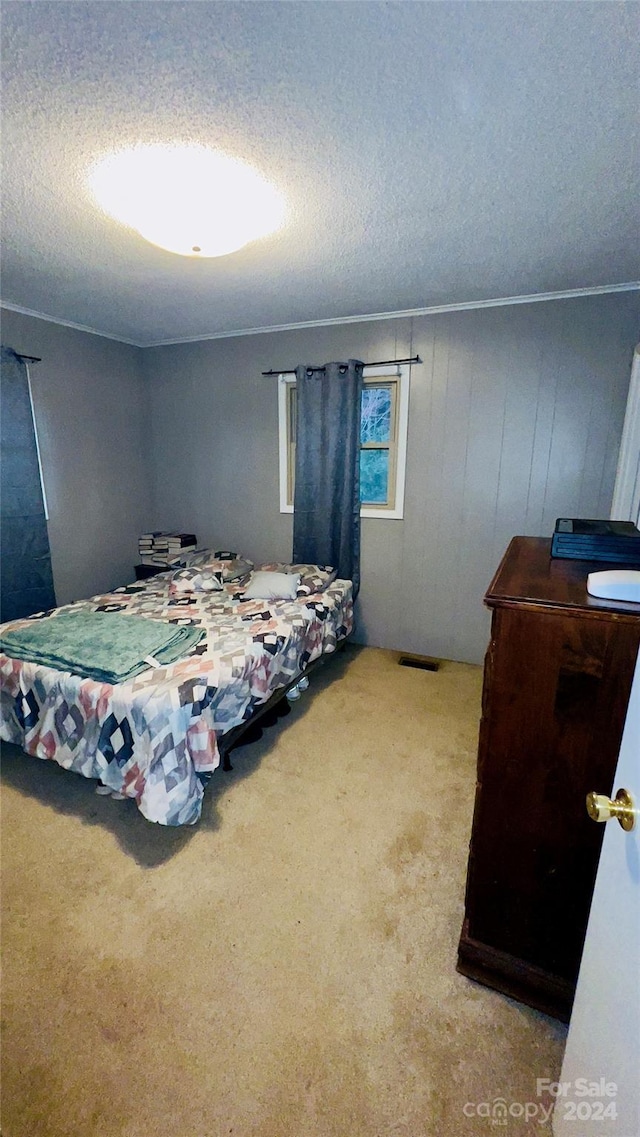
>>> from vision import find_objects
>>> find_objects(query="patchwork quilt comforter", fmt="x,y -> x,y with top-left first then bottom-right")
0,574 -> 353,825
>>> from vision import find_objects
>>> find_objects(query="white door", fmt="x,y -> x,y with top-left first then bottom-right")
553,647 -> 640,1136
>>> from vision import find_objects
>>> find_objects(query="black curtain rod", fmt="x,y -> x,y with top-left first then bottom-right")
261,354 -> 420,377
15,353 -> 42,363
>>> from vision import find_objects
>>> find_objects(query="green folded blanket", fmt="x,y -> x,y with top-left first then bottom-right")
0,611 -> 203,684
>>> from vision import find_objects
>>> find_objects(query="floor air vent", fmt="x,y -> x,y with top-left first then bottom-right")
398,654 -> 439,672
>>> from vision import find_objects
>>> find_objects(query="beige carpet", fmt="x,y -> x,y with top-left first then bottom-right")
1,645 -> 567,1137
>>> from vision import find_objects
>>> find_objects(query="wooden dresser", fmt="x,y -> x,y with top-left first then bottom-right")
457,537 -> 640,1020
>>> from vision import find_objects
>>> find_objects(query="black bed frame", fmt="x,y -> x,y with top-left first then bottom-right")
218,639 -> 347,770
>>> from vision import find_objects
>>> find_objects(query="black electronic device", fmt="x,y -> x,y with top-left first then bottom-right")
551,518 -> 640,564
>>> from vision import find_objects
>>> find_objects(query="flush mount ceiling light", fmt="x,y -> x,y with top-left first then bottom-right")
87,144 -> 286,257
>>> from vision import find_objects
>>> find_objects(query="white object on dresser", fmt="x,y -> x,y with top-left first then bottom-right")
586,569 -> 640,603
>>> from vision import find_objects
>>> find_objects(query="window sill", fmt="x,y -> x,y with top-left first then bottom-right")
280,504 -> 404,520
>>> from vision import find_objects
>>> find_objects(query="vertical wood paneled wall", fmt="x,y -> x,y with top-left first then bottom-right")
145,292 -> 639,663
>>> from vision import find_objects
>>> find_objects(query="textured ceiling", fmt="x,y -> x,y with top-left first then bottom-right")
1,1 -> 639,347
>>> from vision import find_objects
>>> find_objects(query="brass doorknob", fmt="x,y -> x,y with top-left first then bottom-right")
586,788 -> 637,832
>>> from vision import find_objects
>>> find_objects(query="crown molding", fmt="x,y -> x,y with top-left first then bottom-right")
143,282 -> 640,347
0,302 -> 142,347
2,281 -> 639,350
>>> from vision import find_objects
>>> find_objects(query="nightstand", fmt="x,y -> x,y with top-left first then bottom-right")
134,563 -> 168,581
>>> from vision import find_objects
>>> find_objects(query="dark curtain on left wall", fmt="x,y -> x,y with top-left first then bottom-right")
0,346 -> 56,622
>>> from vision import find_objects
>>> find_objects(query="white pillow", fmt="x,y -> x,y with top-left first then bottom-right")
242,572 -> 301,601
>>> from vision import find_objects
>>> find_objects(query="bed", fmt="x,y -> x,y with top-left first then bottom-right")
0,564 -> 353,825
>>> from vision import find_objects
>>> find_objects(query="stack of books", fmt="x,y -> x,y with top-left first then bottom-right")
138,532 -> 197,566
166,532 -> 198,558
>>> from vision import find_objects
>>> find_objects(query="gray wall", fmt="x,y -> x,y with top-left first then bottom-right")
143,293 -> 639,663
0,309 -> 152,604
3,295 -> 637,660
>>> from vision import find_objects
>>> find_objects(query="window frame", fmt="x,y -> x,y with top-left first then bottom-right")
278,362 -> 410,520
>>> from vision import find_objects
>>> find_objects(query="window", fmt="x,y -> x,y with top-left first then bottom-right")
278,363 -> 410,519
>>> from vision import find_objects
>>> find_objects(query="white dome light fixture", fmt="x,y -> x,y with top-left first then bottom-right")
88,144 -> 287,258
